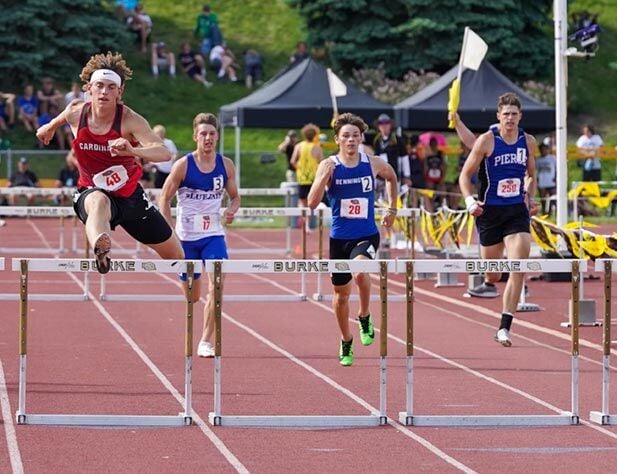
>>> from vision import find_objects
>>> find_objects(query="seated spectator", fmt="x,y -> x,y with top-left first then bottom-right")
55,149 -> 80,204
126,3 -> 152,52
0,92 -> 16,131
64,81 -> 85,104
17,85 -> 38,132
179,42 -> 212,87
151,42 -> 176,77
116,0 -> 138,19
210,43 -> 238,82
9,157 -> 39,205
194,4 -> 220,56
243,48 -> 263,89
37,77 -> 65,149
152,124 -> 178,188
290,41 -> 309,64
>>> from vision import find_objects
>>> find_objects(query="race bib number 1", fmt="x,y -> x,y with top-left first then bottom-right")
92,165 -> 129,191
341,197 -> 368,219
497,178 -> 521,198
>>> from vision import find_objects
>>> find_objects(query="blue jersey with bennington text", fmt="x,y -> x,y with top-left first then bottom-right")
176,153 -> 228,241
327,153 -> 378,240
479,128 -> 528,206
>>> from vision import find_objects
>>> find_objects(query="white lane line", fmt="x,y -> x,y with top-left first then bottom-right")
154,272 -> 475,474
0,360 -> 24,474
248,272 -> 617,441
28,220 -> 249,474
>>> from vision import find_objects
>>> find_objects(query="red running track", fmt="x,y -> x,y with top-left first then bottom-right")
1,217 -> 617,473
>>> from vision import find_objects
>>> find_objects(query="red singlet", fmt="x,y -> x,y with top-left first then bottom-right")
73,103 -> 142,198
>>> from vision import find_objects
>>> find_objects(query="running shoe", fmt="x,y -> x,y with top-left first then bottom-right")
93,232 -> 111,274
358,314 -> 375,346
197,341 -> 215,358
494,328 -> 512,347
467,282 -> 498,298
339,338 -> 354,366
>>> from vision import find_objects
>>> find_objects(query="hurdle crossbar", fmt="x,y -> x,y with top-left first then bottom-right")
590,259 -> 617,425
14,258 -> 198,427
398,258 -> 585,427
207,259 -> 390,428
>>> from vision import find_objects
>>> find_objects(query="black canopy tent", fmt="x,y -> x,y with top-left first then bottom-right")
393,61 -> 555,134
219,58 -> 391,186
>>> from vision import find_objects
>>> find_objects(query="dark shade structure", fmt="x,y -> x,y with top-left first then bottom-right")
219,58 -> 391,128
394,61 -> 555,133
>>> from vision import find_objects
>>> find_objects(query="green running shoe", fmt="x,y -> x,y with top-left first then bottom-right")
358,314 -> 374,346
339,338 -> 354,366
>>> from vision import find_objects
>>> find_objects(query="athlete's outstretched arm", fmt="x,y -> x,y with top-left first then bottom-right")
158,157 -> 187,227
36,100 -> 83,145
113,109 -> 171,163
307,159 -> 334,209
223,157 -> 241,224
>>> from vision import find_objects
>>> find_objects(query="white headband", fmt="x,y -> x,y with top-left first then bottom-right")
90,69 -> 122,86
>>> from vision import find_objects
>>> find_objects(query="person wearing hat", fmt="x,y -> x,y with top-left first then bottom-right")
278,130 -> 299,182
151,41 -> 176,77
373,114 -> 410,199
9,157 -> 39,205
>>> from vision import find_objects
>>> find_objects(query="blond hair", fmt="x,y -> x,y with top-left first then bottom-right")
79,51 -> 133,86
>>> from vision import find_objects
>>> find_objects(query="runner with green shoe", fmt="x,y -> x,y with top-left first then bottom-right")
308,113 -> 398,366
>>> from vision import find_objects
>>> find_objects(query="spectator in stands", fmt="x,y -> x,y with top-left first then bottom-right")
64,81 -> 85,104
373,114 -> 409,201
424,136 -> 447,210
37,77 -> 65,149
179,41 -> 212,87
407,134 -> 427,208
0,92 -> 16,131
126,3 -> 152,52
278,130 -> 298,182
290,41 -> 309,64
9,157 -> 39,205
210,43 -> 238,82
243,48 -> 263,89
152,124 -> 178,188
576,124 -> 603,182
115,0 -> 138,19
536,143 -> 557,214
151,42 -> 176,77
55,149 -> 80,204
194,4 -> 220,56
17,85 -> 38,132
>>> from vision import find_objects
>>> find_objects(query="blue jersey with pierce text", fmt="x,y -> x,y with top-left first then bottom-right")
327,153 -> 378,239
479,128 -> 528,206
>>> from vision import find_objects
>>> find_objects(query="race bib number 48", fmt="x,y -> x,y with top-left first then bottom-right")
92,165 -> 129,191
341,197 -> 368,219
497,178 -> 521,198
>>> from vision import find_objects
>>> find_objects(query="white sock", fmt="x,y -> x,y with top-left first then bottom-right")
169,65 -> 176,76
217,68 -> 225,78
152,64 -> 159,76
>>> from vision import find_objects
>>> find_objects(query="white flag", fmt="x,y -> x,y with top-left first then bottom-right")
459,27 -> 488,71
327,68 -> 347,97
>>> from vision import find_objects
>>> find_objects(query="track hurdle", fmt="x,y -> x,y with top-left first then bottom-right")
398,258 -> 585,427
590,259 -> 617,425
13,257 -> 199,427
206,259 -> 391,428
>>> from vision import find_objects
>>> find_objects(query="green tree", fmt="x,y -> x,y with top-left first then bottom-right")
0,0 -> 131,88
290,0 -> 553,81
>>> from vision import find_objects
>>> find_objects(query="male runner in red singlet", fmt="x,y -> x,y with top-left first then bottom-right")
36,51 -> 183,273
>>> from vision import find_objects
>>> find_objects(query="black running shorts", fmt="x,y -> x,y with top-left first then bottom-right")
475,203 -> 530,246
329,233 -> 380,286
73,185 -> 173,245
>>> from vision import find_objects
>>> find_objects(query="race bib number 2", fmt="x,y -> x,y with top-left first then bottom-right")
92,165 -> 129,191
341,198 -> 368,219
497,178 -> 521,198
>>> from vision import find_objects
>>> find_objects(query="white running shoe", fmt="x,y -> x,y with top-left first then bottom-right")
495,328 -> 512,347
197,341 -> 215,358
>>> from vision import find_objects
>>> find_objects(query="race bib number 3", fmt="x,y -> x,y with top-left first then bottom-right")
193,214 -> 222,233
341,198 -> 368,219
92,165 -> 129,191
497,178 -> 521,198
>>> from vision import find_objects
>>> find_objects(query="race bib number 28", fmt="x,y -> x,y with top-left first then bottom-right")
341,197 -> 368,219
92,165 -> 129,191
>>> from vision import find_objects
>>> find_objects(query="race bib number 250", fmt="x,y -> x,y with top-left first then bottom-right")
497,178 -> 521,198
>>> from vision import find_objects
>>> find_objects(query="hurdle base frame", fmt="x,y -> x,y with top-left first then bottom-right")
560,299 -> 601,327
589,411 -> 616,425
208,413 -> 387,428
397,412 -> 579,427
15,412 -> 192,427
99,293 -> 307,302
